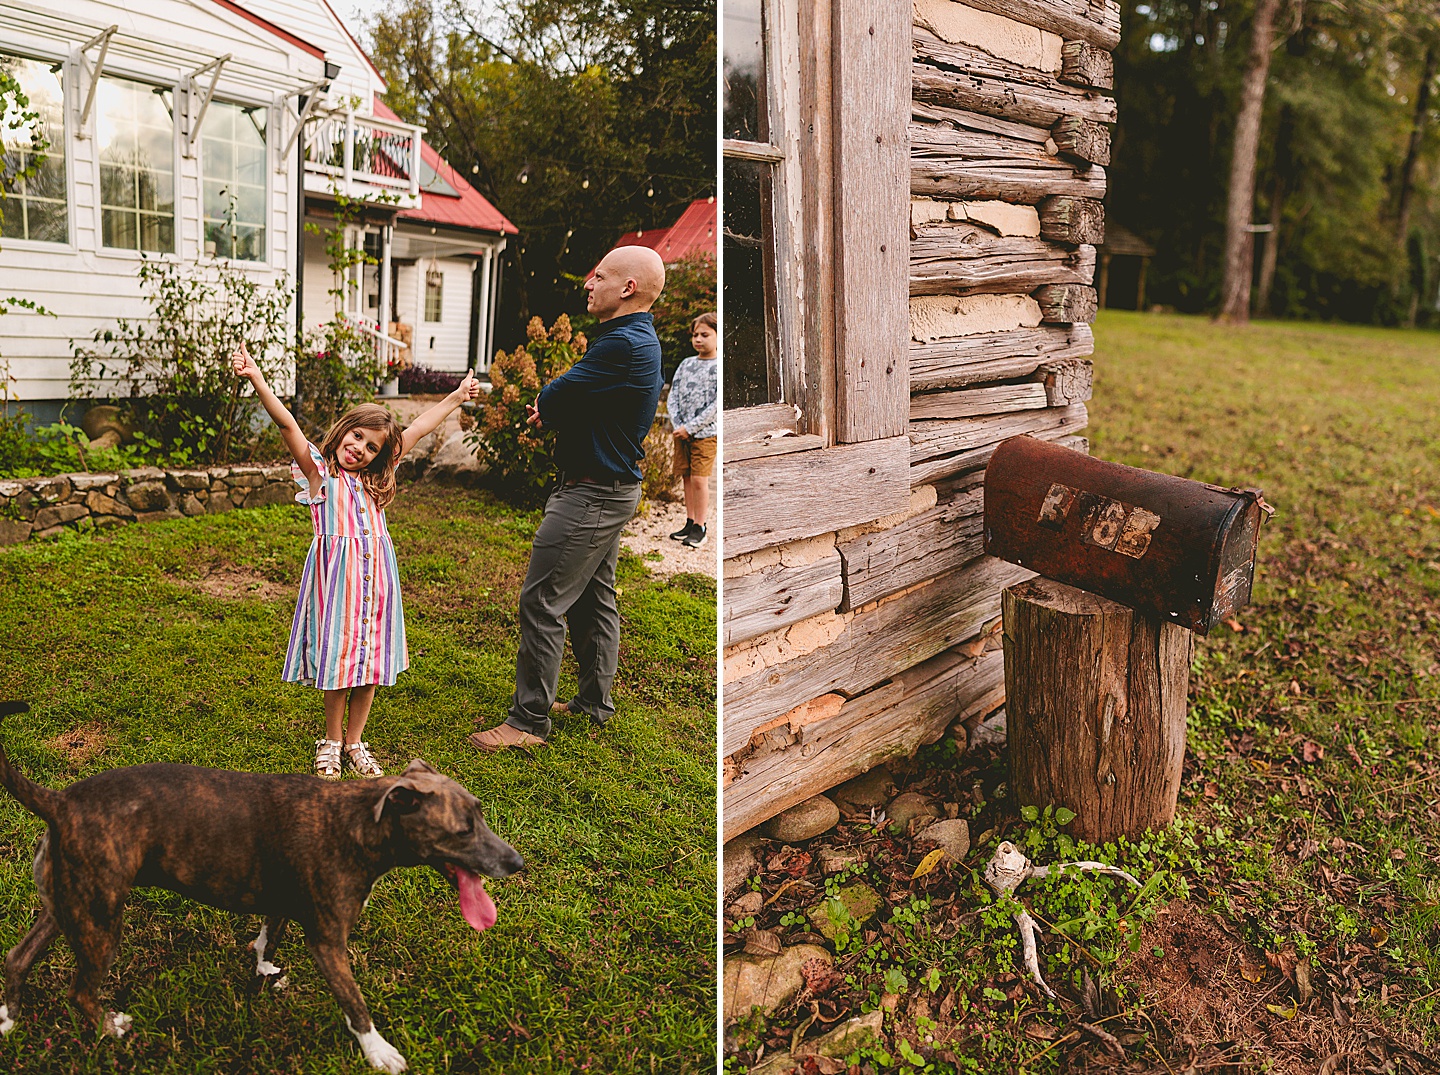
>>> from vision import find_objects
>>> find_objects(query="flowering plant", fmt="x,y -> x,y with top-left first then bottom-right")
467,314 -> 585,503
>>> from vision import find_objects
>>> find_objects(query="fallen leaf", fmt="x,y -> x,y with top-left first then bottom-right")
912,848 -> 946,879
1289,679 -> 1301,696
1390,848 -> 1406,861
1225,617 -> 1244,633
1370,924 -> 1389,946
1302,741 -> 1324,763
745,929 -> 782,956
1265,1001 -> 1298,1019
1240,963 -> 1266,983
1346,743 -> 1364,766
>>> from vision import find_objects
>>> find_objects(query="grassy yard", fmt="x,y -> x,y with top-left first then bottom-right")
0,483 -> 717,1074
725,313 -> 1440,1074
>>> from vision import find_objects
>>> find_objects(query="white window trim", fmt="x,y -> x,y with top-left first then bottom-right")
1,46 -> 77,252
82,62 -> 183,263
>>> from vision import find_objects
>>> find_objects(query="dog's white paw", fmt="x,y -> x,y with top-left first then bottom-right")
0,1002 -> 15,1035
251,925 -> 281,977
103,1010 -> 132,1038
347,1020 -> 408,1073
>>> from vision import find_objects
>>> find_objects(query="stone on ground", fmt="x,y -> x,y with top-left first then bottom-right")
724,832 -> 767,899
830,766 -> 896,815
723,944 -> 831,1022
885,791 -> 939,833
967,708 -> 1007,753
749,1010 -> 884,1075
915,818 -> 971,863
806,883 -> 882,940
764,795 -> 840,842
728,890 -> 763,919
816,846 -> 867,875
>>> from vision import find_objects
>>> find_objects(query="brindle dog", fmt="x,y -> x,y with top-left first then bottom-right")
0,702 -> 522,1073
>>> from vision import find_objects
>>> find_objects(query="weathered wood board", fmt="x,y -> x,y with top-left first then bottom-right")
909,403 -> 1090,485
723,436 -> 911,558
912,39 -> 1116,130
834,0 -> 911,443
909,324 -> 1095,391
724,645 -> 1007,839
724,547 -> 845,646
955,0 -> 1121,51
838,484 -> 985,609
912,120 -> 1108,204
723,555 -> 1032,755
910,223 -> 1096,296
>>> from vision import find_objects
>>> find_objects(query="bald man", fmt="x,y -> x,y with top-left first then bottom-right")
470,246 -> 668,751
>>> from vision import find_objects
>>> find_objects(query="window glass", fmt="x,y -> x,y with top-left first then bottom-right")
202,99 -> 267,260
97,75 -> 175,253
723,0 -> 766,142
723,156 -> 778,409
0,54 -> 67,244
425,268 -> 443,322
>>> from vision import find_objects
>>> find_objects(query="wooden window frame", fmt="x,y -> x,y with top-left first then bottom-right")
721,0 -> 911,557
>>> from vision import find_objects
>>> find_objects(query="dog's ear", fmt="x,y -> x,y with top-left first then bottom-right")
373,777 -> 431,822
402,758 -> 441,776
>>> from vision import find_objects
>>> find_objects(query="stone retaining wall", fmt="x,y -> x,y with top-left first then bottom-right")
0,464 -> 299,546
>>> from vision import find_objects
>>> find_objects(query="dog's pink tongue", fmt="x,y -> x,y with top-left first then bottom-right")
455,868 -> 497,931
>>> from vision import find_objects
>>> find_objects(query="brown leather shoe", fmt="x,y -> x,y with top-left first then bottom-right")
467,724 -> 548,752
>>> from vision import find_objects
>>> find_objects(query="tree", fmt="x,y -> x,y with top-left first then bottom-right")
363,0 -> 715,345
1216,0 -> 1284,322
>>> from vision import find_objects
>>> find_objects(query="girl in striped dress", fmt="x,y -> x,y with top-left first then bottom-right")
232,344 -> 480,779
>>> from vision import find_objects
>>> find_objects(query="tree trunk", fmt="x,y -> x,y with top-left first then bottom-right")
1217,0 -> 1283,323
1002,577 -> 1192,845
1395,44 -> 1437,245
1255,172 -> 1284,316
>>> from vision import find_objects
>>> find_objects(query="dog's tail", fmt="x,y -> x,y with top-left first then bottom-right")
0,702 -> 62,822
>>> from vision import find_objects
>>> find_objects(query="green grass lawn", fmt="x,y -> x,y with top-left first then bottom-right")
0,483 -> 717,1074
724,313 -> 1440,1074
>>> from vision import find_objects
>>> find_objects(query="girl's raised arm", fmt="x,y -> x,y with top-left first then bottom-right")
399,369 -> 482,458
231,344 -> 320,488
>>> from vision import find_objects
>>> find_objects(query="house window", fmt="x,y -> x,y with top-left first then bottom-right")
424,267 -> 443,322
0,55 -> 67,244
722,0 -> 784,409
96,75 -> 175,253
201,100 -> 266,261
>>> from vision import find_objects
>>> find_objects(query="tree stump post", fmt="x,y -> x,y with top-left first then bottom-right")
1002,576 -> 1192,846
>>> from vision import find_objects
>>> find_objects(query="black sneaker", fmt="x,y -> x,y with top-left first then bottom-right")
683,524 -> 708,548
669,519 -> 697,541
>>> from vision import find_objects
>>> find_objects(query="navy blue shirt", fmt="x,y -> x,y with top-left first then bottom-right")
537,311 -> 663,484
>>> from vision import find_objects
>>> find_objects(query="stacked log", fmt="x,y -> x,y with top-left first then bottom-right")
722,0 -> 1117,840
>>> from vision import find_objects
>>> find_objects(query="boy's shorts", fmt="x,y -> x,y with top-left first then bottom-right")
673,435 -> 717,478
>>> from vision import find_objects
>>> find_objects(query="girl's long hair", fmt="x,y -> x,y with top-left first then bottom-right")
320,404 -> 405,509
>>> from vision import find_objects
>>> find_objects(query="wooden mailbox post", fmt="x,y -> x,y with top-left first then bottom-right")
983,435 -> 1266,844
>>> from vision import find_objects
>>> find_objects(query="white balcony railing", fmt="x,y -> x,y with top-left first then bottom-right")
302,108 -> 423,201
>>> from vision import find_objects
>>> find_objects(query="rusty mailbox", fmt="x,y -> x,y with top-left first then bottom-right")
983,436 -> 1267,634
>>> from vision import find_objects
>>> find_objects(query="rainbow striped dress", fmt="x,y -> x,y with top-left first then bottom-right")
281,443 -> 408,690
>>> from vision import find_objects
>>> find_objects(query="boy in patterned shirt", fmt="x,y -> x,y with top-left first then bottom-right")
668,311 -> 718,548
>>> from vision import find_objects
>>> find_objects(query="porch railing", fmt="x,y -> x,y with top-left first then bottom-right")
302,108 -> 423,200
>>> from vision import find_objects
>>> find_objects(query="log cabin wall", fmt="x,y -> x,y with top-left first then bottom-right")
722,0 -> 1118,842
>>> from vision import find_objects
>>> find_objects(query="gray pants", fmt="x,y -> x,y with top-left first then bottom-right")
506,479 -> 642,738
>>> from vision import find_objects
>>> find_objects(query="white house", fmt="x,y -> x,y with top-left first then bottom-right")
0,0 -> 515,421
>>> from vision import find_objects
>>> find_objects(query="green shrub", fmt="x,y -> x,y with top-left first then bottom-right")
467,314 -> 581,504
70,259 -> 292,465
0,419 -> 154,479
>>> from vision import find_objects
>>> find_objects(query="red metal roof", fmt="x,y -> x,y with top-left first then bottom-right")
612,198 -> 717,264
372,97 -> 518,236
206,0 -> 325,59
